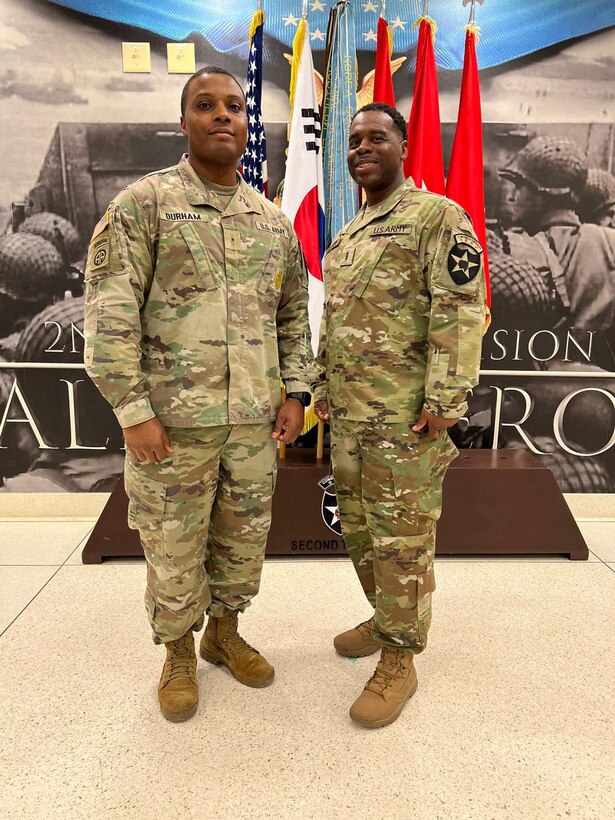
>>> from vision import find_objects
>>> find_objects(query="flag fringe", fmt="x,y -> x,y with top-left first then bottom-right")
465,23 -> 481,42
248,8 -> 264,43
301,404 -> 319,435
289,18 -> 307,114
412,15 -> 437,39
483,306 -> 492,334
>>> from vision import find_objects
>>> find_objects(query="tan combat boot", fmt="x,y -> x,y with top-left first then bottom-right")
199,611 -> 274,688
333,618 -> 380,657
157,631 -> 199,722
349,647 -> 418,728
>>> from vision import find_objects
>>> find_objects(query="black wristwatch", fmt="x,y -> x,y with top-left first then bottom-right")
286,391 -> 311,408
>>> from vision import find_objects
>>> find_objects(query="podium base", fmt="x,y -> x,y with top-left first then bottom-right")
81,448 -> 588,563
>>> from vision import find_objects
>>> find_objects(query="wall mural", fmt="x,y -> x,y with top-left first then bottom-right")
0,0 -> 614,493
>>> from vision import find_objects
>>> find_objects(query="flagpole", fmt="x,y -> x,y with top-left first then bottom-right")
380,0 -> 386,18
462,0 -> 485,27
301,0 -> 308,20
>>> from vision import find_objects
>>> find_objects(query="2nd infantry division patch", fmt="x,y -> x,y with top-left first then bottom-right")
447,234 -> 482,286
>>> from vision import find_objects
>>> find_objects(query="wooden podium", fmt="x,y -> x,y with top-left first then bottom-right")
81,448 -> 589,563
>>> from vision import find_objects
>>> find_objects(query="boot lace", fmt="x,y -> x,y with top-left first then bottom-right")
223,631 -> 260,659
365,649 -> 408,697
356,620 -> 374,637
220,612 -> 260,659
166,635 -> 196,683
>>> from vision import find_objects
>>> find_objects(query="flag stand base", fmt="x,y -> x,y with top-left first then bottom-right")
81,448 -> 588,563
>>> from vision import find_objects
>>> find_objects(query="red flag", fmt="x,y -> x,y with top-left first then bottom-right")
373,17 -> 395,106
404,17 -> 444,194
446,27 -> 491,310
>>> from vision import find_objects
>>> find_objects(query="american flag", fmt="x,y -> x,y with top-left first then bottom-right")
241,8 -> 268,196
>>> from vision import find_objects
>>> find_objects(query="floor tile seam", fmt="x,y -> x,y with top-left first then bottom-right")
61,528 -> 95,566
0,563 -> 66,568
0,564 -> 64,640
575,517 -> 615,522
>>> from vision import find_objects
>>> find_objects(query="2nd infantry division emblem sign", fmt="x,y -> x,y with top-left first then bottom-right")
447,234 -> 482,286
318,475 -> 343,535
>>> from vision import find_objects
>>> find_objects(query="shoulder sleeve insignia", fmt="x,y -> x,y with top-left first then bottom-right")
91,209 -> 109,240
447,233 -> 483,286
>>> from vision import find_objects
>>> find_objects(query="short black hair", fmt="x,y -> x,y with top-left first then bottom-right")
180,66 -> 245,116
351,103 -> 407,142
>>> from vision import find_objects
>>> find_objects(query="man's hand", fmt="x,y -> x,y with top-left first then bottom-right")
314,399 -> 329,422
124,417 -> 173,464
271,399 -> 304,444
412,408 -> 458,441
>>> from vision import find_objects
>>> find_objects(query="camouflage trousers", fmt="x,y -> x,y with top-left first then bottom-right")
124,424 -> 277,644
330,419 -> 458,653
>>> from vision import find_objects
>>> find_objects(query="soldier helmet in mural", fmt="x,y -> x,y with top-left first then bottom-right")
18,212 -> 82,264
578,168 -> 615,224
531,437 -> 613,493
15,295 -> 123,452
499,136 -> 588,196
489,252 -> 552,328
0,233 -> 66,304
16,295 -> 85,362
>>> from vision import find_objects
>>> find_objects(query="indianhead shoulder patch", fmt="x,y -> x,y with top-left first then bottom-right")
447,233 -> 482,286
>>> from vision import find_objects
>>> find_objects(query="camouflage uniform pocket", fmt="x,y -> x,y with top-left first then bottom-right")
178,223 -> 220,293
256,238 -> 284,306
124,459 -> 167,550
353,239 -> 418,316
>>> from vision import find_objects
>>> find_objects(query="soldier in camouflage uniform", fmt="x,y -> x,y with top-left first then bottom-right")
313,103 -> 485,728
84,67 -> 313,722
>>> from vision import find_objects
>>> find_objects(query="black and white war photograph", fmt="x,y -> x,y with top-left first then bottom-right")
0,0 -> 614,493
2,3 -> 615,819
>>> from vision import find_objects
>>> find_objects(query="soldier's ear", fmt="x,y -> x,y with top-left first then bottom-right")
179,115 -> 187,137
400,139 -> 408,161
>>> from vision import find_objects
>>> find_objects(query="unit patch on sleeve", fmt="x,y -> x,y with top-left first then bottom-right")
447,234 -> 482,286
91,209 -> 109,240
89,236 -> 110,270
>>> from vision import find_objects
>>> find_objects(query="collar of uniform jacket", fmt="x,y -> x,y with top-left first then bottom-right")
344,177 -> 419,238
177,154 -> 265,216
539,209 -> 581,231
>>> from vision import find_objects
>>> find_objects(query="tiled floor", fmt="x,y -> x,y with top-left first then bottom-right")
0,519 -> 614,819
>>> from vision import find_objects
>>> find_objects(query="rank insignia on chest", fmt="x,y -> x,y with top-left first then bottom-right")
339,247 -> 355,266
447,234 -> 482,286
